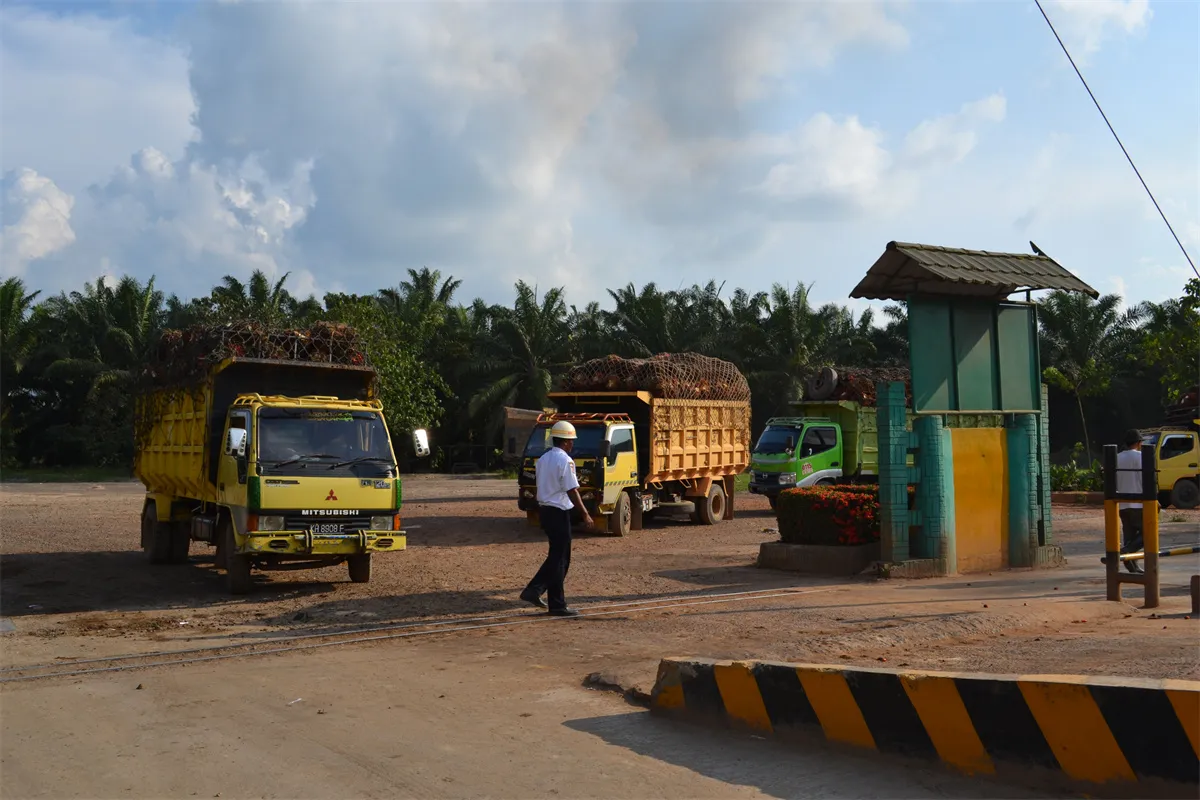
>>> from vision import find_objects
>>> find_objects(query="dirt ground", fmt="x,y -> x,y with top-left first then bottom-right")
1,476 -> 1198,687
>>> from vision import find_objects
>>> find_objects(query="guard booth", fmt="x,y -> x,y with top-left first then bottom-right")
850,241 -> 1098,576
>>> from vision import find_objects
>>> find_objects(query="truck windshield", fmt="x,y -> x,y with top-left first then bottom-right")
523,424 -> 606,459
257,408 -> 393,471
754,426 -> 799,455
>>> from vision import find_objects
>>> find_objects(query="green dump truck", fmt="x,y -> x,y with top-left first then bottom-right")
747,398 -> 1002,508
747,400 -> 897,507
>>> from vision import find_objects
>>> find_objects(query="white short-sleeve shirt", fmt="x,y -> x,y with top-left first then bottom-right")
1116,448 -> 1143,511
536,446 -> 579,510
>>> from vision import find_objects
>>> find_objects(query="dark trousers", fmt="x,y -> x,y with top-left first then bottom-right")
525,506 -> 572,610
1119,508 -> 1144,553
1119,508 -> 1144,573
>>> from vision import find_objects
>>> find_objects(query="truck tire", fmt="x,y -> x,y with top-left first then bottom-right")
142,503 -> 172,564
348,553 -> 372,583
695,483 -> 726,526
168,520 -> 191,564
222,521 -> 253,595
608,492 -> 631,537
806,367 -> 839,401
1172,479 -> 1200,510
768,495 -> 778,511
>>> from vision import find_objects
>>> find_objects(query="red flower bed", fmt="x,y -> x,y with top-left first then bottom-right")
777,485 -> 914,547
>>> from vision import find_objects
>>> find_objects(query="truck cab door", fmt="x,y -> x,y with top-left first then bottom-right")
602,425 -> 638,507
797,425 -> 843,486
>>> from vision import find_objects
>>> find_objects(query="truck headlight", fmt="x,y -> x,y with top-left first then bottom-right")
370,515 -> 394,531
258,515 -> 285,531
779,473 -> 797,485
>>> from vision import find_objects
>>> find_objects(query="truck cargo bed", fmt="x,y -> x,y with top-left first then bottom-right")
547,391 -> 750,486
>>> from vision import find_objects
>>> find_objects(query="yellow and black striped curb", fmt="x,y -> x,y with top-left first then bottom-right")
650,658 -> 1200,788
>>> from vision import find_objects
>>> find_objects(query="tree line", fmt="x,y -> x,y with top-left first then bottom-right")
1,269 -> 1195,472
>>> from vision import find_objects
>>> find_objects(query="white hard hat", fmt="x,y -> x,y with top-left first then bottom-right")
550,420 -> 577,439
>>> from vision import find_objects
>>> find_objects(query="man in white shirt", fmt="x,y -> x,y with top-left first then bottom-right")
1116,429 -> 1145,574
520,420 -> 593,616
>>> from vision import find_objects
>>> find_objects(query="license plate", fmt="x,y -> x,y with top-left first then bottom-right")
309,523 -> 344,535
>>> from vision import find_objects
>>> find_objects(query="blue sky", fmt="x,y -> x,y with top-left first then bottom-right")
1,0 -> 1195,313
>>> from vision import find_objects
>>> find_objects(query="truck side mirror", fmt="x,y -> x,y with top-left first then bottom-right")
225,428 -> 247,458
599,440 -> 612,464
412,429 -> 431,458
786,436 -> 794,453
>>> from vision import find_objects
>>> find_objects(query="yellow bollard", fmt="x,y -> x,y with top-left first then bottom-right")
1104,499 -> 1121,602
1142,500 -> 1160,609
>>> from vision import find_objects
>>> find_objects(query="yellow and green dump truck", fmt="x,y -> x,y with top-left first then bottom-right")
516,391 -> 751,535
134,324 -> 429,594
1144,388 -> 1200,509
515,354 -> 753,535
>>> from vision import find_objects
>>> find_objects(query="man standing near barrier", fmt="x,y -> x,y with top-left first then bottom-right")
1117,429 -> 1145,574
520,420 -> 593,616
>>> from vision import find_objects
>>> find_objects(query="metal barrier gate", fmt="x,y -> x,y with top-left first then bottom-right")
1102,443 -> 1161,607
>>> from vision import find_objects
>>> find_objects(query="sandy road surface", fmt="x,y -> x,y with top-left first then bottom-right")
0,477 -> 1196,798
0,634 -> 1055,800
1,477 -> 1197,687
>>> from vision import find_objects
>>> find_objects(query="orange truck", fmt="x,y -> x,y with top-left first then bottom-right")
515,390 -> 751,535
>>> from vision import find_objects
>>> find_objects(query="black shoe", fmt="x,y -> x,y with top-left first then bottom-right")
1126,561 -> 1143,574
520,589 -> 547,609
548,607 -> 580,617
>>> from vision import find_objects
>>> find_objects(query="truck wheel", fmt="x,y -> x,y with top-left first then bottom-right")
1171,479 -> 1200,510
222,521 -> 253,595
348,554 -> 372,583
142,503 -> 172,564
696,483 -> 726,526
768,495 -> 778,511
168,520 -> 191,564
608,492 -> 631,537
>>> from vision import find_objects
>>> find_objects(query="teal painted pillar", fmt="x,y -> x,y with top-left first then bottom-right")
1037,383 -> 1053,544
877,381 -> 910,563
913,415 -> 956,573
1006,414 -> 1039,567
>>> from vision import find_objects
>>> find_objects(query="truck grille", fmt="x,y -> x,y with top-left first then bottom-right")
754,472 -> 780,485
283,514 -> 373,532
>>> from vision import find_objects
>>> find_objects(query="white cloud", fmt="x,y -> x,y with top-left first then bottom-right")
0,168 -> 76,277
901,93 -> 1007,168
0,6 -> 194,193
756,115 -> 893,205
1048,0 -> 1151,56
2,1 -> 1188,310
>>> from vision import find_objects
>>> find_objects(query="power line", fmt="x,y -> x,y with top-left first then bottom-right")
1033,0 -> 1199,281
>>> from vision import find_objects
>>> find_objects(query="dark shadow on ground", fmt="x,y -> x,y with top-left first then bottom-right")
562,711 -> 1056,799
0,550 -> 335,617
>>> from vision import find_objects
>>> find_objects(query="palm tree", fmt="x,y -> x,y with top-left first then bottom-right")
566,301 -> 611,362
467,281 -> 571,433
870,303 -> 908,366
210,270 -> 301,325
0,277 -> 41,373
1039,291 -> 1147,463
605,281 -> 729,356
1,278 -> 43,456
378,267 -> 462,356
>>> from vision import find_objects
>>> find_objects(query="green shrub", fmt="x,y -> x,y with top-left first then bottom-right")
1049,443 -> 1102,491
776,484 -> 913,547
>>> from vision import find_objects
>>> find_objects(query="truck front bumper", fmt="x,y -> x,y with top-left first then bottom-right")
748,482 -> 789,498
241,531 -> 407,555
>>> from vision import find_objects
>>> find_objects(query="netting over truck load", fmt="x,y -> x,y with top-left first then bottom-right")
559,353 -> 751,402
804,365 -> 912,406
140,321 -> 372,391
